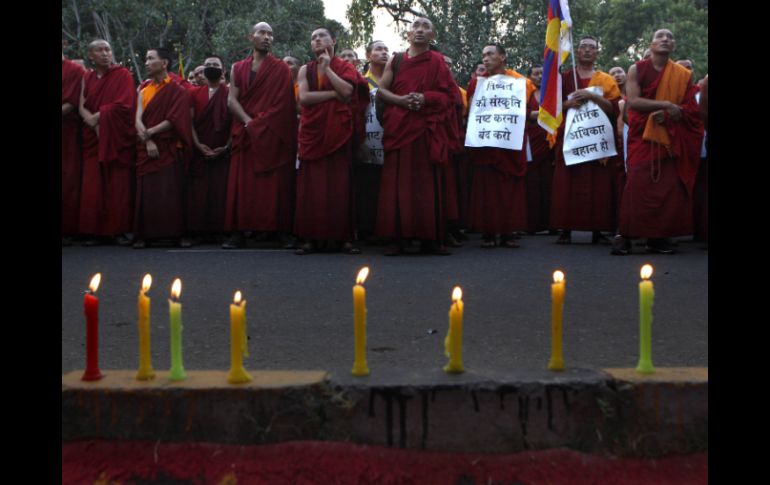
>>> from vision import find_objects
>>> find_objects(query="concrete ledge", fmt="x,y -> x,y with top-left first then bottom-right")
62,368 -> 707,457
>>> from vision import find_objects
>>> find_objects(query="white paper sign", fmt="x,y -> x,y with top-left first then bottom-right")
563,86 -> 617,166
465,75 -> 527,150
363,87 -> 385,165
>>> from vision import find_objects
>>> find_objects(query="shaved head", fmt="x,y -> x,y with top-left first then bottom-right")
251,22 -> 272,34
87,39 -> 110,52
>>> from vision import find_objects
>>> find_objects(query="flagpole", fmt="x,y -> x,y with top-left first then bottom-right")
570,34 -> 579,95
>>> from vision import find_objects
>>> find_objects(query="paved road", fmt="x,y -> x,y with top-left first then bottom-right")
61,233 -> 708,379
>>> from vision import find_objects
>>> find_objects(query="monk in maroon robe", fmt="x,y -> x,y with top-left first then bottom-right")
525,66 -> 555,235
550,36 -> 621,245
223,23 -> 299,249
132,48 -> 192,248
613,29 -> 703,255
375,17 -> 456,255
294,27 -> 369,255
62,54 -> 85,243
78,40 -> 136,245
187,56 -> 232,242
466,45 -> 531,248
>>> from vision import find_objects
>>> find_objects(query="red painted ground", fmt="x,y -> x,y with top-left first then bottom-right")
63,440 -> 707,484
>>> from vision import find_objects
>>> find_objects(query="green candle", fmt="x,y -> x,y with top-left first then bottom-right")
636,265 -> 655,374
169,278 -> 186,381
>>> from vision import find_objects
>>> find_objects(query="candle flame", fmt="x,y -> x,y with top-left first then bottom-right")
641,264 -> 653,280
452,286 -> 462,302
356,267 -> 369,285
234,291 -> 242,304
171,278 -> 182,299
553,270 -> 565,284
89,273 -> 101,293
142,274 -> 152,293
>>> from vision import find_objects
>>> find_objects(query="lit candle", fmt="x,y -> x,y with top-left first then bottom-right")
136,274 -> 155,380
169,278 -> 186,381
81,273 -> 104,381
636,264 -> 655,374
444,286 -> 464,373
227,291 -> 252,384
548,270 -> 565,371
351,267 -> 370,376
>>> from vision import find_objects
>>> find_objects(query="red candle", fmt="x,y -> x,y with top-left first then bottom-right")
81,273 -> 104,381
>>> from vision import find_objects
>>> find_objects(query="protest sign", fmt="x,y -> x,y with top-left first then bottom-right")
563,86 -> 617,166
465,74 -> 527,150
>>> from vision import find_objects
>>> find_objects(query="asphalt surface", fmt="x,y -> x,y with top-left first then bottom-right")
61,232 -> 708,380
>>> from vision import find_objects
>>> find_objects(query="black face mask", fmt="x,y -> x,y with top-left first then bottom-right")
203,67 -> 223,81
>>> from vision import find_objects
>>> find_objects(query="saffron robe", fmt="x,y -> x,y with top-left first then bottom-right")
225,55 -> 298,233
187,84 -> 232,233
62,59 -> 85,235
295,57 -> 368,241
550,71 -> 621,232
375,50 -> 455,241
466,74 -> 529,234
78,65 -> 136,236
134,77 -> 192,240
619,59 -> 703,239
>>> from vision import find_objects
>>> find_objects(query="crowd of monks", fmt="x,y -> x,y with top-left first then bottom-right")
61,18 -> 708,256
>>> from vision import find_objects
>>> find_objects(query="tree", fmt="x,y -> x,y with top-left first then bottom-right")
346,0 -> 707,86
62,0 -> 353,84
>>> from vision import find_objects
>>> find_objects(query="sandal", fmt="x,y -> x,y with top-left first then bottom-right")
555,230 -> 571,245
294,243 -> 315,255
342,242 -> 361,255
132,240 -> 146,249
481,235 -> 496,249
500,235 -> 520,248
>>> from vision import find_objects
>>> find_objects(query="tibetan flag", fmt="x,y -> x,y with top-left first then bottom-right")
538,0 -> 573,144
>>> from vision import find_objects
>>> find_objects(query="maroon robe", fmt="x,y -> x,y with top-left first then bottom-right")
188,84 -> 232,233
295,57 -> 368,241
525,93 -> 555,233
134,78 -> 192,240
62,59 -> 85,236
225,55 -> 298,233
78,66 -> 136,236
619,60 -> 703,239
550,73 -> 620,233
376,50 -> 455,242
466,76 -> 528,235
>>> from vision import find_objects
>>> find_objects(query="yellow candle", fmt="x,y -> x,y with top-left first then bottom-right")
636,264 -> 655,374
351,267 -> 370,376
169,278 -> 186,381
548,270 -> 565,371
136,274 -> 155,380
227,291 -> 252,384
444,286 -> 464,373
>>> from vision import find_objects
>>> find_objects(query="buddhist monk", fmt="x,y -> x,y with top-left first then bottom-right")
354,40 -> 389,243
550,36 -> 621,245
526,65 -> 556,235
294,26 -> 369,255
78,39 -> 136,246
466,44 -> 534,248
132,48 -> 193,248
612,29 -> 703,255
187,55 -> 232,243
375,17 -> 457,255
62,50 -> 85,245
222,22 -> 298,249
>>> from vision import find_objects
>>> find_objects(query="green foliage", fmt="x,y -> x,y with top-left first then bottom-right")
346,0 -> 707,86
61,0 -> 351,83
